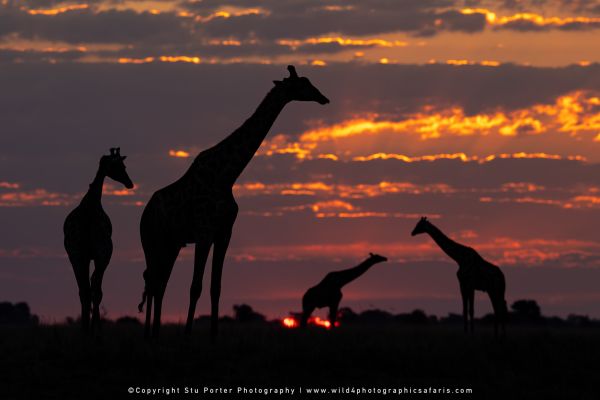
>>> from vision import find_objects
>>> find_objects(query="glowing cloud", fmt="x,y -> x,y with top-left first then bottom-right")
278,37 -> 408,49
26,4 -> 89,16
169,150 -> 191,158
257,91 -> 599,161
460,8 -> 600,29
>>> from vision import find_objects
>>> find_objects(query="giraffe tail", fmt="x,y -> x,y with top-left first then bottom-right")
138,270 -> 148,313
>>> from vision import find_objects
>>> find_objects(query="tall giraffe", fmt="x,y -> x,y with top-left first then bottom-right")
138,66 -> 329,340
411,217 -> 507,337
64,148 -> 133,333
301,253 -> 388,328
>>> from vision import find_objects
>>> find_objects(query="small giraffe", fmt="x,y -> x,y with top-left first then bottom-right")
64,148 -> 133,333
138,66 -> 329,341
411,217 -> 507,337
301,253 -> 388,328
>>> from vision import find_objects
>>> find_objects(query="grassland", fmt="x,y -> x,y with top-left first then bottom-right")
1,322 -> 599,399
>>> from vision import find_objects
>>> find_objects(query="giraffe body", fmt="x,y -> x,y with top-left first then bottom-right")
411,217 -> 507,337
138,66 -> 329,341
64,148 -> 133,333
301,253 -> 387,327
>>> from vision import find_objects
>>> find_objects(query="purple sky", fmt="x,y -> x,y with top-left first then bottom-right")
0,0 -> 599,322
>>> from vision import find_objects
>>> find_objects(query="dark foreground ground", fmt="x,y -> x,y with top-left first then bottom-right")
1,322 -> 599,399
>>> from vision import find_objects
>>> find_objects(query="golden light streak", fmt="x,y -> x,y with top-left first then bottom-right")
159,56 -> 201,64
169,150 -> 191,158
460,8 -> 600,28
196,8 -> 265,22
26,4 -> 89,15
118,56 -> 201,64
311,60 -> 327,66
118,57 -> 155,64
278,37 -> 408,49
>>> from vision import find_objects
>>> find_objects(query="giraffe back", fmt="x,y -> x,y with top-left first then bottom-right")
457,248 -> 505,292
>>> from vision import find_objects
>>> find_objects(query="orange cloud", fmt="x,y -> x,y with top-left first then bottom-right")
0,189 -> 73,207
159,56 -> 201,64
233,181 -> 455,199
460,8 -> 600,28
278,37 -> 408,49
118,56 -> 201,65
169,149 -> 191,158
195,8 -> 266,22
352,152 -> 586,163
258,91 -> 599,161
26,4 -> 88,15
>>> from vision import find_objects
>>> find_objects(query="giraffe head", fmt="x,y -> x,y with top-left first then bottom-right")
411,216 -> 430,236
100,148 -> 134,189
368,252 -> 388,264
273,65 -> 330,105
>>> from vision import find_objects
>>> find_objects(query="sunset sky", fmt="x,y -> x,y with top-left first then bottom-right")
0,0 -> 599,322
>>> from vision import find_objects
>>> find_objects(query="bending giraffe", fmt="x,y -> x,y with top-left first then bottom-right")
411,217 -> 507,337
302,253 -> 388,328
138,65 -> 329,341
64,148 -> 134,333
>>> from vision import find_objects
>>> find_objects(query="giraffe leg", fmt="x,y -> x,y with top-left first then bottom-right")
185,238 -> 212,336
301,298 -> 315,328
69,254 -> 91,334
489,291 -> 506,338
210,227 -> 233,343
460,284 -> 468,334
90,259 -> 108,334
468,289 -> 475,334
150,244 -> 180,339
144,293 -> 153,339
329,301 -> 340,329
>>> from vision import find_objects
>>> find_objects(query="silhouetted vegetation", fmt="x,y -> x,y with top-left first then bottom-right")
0,302 -> 38,325
233,304 -> 266,323
2,302 -> 599,399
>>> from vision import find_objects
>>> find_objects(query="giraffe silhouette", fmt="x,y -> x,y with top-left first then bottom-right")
138,65 -> 329,340
411,217 -> 507,337
64,148 -> 133,333
301,253 -> 388,328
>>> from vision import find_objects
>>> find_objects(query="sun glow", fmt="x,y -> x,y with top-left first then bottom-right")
281,316 -> 339,329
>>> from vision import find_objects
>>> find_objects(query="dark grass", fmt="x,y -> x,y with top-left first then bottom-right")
1,323 -> 599,399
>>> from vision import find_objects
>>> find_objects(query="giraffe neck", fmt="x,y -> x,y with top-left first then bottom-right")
81,169 -> 105,207
205,86 -> 289,186
426,224 -> 463,263
333,258 -> 379,288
